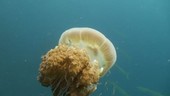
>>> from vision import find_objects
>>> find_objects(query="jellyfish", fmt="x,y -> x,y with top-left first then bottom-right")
37,27 -> 117,96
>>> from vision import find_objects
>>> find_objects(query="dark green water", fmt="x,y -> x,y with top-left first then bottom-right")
0,0 -> 170,96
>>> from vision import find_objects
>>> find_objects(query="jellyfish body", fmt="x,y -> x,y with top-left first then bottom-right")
59,28 -> 117,76
38,27 -> 117,96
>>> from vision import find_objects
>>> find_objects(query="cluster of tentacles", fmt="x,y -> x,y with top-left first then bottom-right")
38,44 -> 100,96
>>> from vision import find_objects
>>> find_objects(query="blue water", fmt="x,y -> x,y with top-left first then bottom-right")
0,0 -> 170,96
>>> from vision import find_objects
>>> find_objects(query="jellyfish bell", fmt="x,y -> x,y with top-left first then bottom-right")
59,27 -> 117,76
37,27 -> 117,96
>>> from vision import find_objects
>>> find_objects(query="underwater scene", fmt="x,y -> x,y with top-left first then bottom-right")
0,0 -> 170,96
